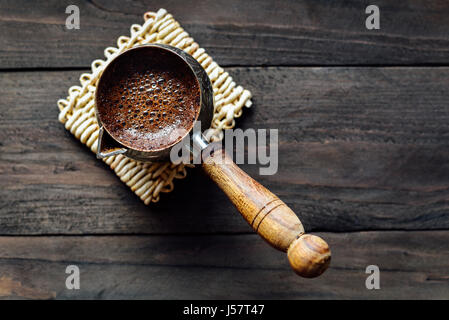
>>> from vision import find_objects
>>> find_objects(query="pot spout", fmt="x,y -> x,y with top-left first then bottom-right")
96,127 -> 128,159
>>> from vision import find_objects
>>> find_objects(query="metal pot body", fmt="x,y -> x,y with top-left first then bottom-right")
95,44 -> 214,162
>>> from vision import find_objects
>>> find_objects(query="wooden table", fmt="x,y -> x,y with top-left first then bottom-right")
1,0 -> 448,299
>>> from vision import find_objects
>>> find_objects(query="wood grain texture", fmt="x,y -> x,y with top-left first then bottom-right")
1,67 -> 449,235
1,0 -> 449,69
0,231 -> 448,299
1,0 -> 447,300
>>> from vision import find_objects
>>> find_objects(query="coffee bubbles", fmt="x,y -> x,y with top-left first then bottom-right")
97,57 -> 201,151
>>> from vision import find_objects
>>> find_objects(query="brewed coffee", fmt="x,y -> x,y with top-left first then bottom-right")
96,48 -> 201,151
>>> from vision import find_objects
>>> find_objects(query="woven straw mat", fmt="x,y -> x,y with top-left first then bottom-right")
57,8 -> 253,205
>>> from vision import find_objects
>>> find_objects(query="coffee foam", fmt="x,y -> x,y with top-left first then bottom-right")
97,50 -> 201,151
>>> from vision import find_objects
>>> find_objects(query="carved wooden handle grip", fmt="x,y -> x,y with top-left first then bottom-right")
202,148 -> 331,278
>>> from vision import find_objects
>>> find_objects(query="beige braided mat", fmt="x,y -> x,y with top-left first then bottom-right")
57,8 -> 252,205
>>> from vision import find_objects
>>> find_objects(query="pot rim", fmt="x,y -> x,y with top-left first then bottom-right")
94,44 -> 213,160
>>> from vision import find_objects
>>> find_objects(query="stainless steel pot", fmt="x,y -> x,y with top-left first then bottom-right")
95,44 -> 213,162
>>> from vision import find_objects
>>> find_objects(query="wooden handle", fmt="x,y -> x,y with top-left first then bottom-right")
202,147 -> 330,278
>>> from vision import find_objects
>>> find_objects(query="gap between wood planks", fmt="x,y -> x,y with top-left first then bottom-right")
0,228 -> 448,237
2,64 -> 449,73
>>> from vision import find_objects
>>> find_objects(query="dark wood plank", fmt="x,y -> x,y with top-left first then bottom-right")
0,231 -> 448,299
1,67 -> 449,235
1,0 -> 449,68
